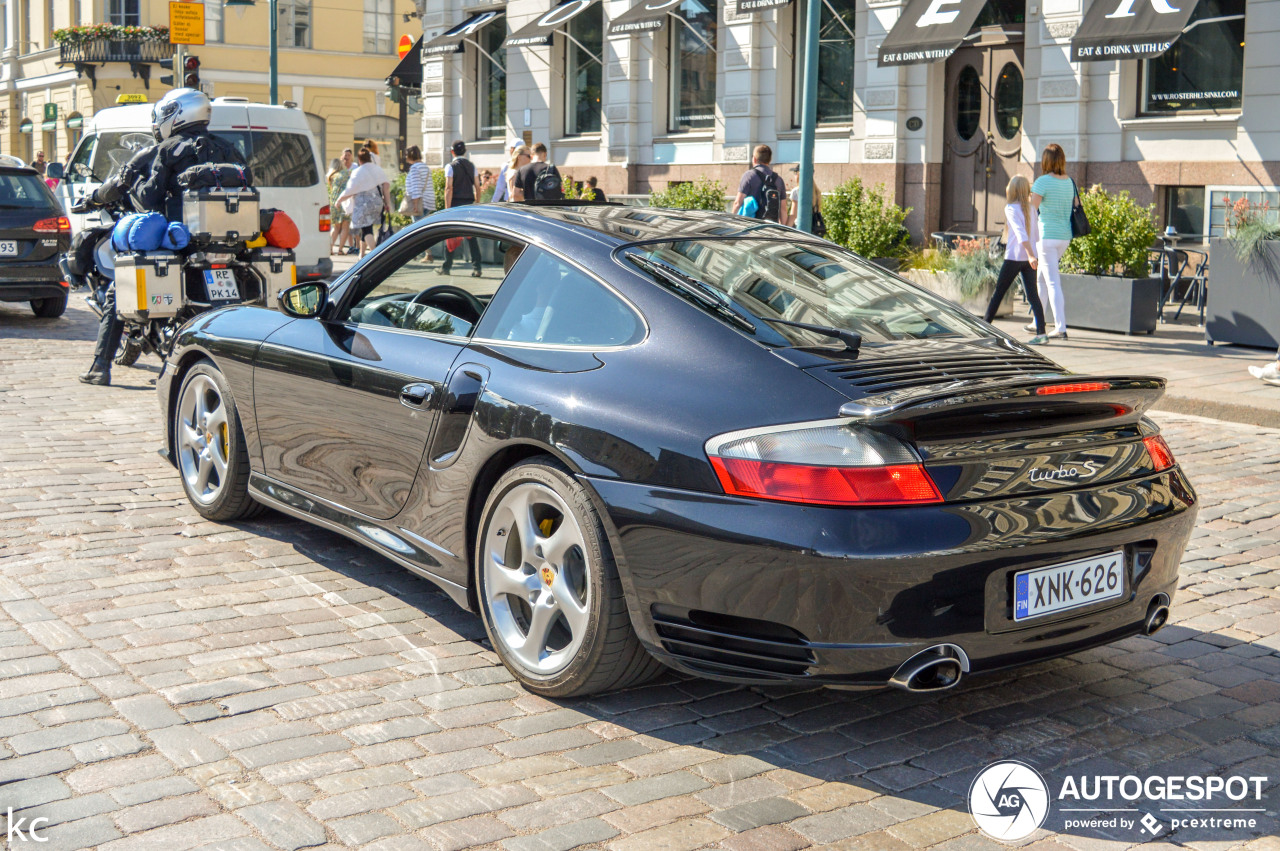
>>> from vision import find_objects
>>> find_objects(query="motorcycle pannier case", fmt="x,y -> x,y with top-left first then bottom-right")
249,248 -> 298,308
115,252 -> 182,320
182,188 -> 261,243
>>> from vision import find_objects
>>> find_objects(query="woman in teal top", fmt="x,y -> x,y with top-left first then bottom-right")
1031,143 -> 1075,339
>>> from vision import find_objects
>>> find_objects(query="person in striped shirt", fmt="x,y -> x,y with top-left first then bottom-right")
403,146 -> 435,221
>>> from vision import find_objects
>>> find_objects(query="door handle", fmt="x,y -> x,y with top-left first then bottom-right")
399,383 -> 434,409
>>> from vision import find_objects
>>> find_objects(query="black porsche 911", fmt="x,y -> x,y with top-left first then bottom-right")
157,204 -> 1197,697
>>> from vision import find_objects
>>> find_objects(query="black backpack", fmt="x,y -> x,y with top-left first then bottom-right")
533,163 -> 563,201
752,166 -> 785,222
451,157 -> 475,201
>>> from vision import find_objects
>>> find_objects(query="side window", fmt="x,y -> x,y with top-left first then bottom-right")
66,134 -> 97,184
477,248 -> 644,347
344,231 -> 524,337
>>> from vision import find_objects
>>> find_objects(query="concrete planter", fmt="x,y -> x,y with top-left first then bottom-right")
1205,237 -> 1280,349
1059,273 -> 1161,335
902,269 -> 1014,318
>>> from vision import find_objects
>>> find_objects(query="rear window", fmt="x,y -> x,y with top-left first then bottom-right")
212,131 -> 319,187
625,239 -> 990,347
0,172 -> 59,209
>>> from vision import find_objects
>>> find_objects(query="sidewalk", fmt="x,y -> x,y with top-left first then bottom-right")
990,314 -> 1280,427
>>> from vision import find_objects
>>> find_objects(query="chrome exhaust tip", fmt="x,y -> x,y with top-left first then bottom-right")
1144,594 -> 1171,635
889,643 -> 970,692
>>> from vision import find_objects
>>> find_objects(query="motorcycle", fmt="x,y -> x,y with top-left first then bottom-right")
63,163 -> 295,367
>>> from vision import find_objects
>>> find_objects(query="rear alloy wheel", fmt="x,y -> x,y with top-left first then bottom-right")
476,458 -> 661,697
174,362 -> 263,521
30,293 -> 68,318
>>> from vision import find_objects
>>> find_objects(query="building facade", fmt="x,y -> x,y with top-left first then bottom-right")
418,0 -> 1265,239
0,0 -> 422,168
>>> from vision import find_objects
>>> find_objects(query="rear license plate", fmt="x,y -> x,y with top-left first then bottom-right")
0,240 -> 17,257
1013,551 -> 1125,621
204,269 -> 240,302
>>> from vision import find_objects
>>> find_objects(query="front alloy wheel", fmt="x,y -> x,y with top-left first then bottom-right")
476,458 -> 661,697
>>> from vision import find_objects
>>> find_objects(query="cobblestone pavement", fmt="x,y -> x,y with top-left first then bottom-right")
2,300 -> 1279,851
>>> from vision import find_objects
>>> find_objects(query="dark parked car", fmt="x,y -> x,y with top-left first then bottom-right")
157,205 -> 1197,697
0,165 -> 71,317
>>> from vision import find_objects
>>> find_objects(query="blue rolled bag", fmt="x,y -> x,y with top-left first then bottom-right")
111,212 -> 192,252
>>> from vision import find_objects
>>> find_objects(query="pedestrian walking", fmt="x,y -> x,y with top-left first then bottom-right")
442,140 -> 482,275
506,145 -> 532,202
402,146 -> 434,222
734,145 -> 786,222
584,176 -> 607,202
480,170 -> 496,203
786,166 -> 825,236
516,143 -> 564,201
364,139 -> 382,167
492,139 -> 520,203
327,150 -> 355,255
336,146 -> 392,259
31,150 -> 46,175
1031,143 -> 1075,340
984,175 -> 1049,345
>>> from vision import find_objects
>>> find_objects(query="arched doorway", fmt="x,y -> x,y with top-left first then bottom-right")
353,115 -> 398,172
940,9 -> 1026,234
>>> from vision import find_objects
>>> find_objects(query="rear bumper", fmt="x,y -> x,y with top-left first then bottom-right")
298,257 -> 332,281
0,257 -> 66,300
0,279 -> 68,301
588,468 -> 1197,687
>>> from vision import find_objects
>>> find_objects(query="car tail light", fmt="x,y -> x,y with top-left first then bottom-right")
1036,382 -> 1111,395
34,216 -> 71,233
706,421 -> 942,506
319,205 -> 331,232
1144,435 -> 1176,472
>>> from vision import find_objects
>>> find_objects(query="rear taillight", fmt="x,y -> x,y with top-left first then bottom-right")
1036,382 -> 1112,395
319,205 -> 331,232
1144,435 -> 1176,472
34,216 -> 70,233
706,421 -> 942,506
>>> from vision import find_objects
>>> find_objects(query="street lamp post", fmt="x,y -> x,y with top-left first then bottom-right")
796,0 -> 821,233
225,0 -> 279,105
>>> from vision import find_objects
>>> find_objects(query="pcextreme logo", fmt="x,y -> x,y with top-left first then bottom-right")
969,761 -> 1271,843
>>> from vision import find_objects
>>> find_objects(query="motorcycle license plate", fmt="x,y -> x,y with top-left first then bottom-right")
0,240 -> 18,257
1013,551 -> 1125,621
204,269 -> 240,302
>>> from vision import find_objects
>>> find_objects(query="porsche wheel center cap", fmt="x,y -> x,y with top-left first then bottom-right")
540,566 -> 555,587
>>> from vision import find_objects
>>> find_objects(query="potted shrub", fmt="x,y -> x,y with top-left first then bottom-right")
821,177 -> 910,267
1058,186 -> 1160,334
901,239 -> 1015,317
649,178 -> 730,212
1205,197 -> 1280,349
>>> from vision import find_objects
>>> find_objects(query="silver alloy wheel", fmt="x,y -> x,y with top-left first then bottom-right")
483,482 -> 591,675
177,373 -> 231,505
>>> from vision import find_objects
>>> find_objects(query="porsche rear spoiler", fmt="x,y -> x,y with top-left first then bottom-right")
837,375 -> 1166,424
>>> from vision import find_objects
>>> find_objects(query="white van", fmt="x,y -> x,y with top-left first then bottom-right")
57,97 -> 332,281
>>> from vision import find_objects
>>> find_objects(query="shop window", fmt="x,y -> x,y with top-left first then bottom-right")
1165,186 -> 1206,239
1141,0 -> 1244,115
278,0 -> 311,48
565,5 -> 604,135
108,0 -> 140,26
206,1 -> 223,42
477,16 -> 507,139
363,0 -> 392,53
791,0 -> 856,128
1206,187 -> 1280,239
669,0 -> 717,133
972,0 -> 1024,27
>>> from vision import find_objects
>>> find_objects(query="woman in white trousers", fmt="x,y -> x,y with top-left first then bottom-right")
1030,143 -> 1076,339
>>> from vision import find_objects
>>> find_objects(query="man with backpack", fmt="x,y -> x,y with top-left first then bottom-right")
442,140 -> 482,276
516,143 -> 564,202
734,145 -> 786,223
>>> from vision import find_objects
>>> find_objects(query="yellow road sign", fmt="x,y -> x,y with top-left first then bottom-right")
169,2 -> 206,46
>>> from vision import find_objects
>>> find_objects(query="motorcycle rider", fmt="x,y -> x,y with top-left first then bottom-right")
78,88 -> 247,386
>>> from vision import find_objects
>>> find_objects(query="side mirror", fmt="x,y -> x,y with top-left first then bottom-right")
278,282 -> 329,318
73,162 -> 95,178
46,163 -> 65,180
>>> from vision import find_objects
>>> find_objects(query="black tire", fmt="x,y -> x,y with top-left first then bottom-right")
30,293 -> 68,318
115,337 -> 143,367
475,457 -> 662,697
173,361 -> 265,522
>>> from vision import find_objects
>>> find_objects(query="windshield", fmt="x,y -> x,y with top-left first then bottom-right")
624,239 -> 991,348
91,130 -> 319,188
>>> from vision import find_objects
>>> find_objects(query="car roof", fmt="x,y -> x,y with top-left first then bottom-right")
429,203 -> 799,248
0,166 -> 41,176
85,102 -> 311,132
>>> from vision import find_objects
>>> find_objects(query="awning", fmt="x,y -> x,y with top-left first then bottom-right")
1070,0 -> 1197,62
505,0 -> 597,47
876,0 -> 986,66
18,121 -> 32,134
387,36 -> 423,86
608,0 -> 682,36
739,0 -> 790,10
66,116 -> 84,129
424,9 -> 504,56
41,120 -> 57,131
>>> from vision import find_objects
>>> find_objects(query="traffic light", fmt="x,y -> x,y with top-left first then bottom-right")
183,56 -> 201,90
158,56 -> 175,87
